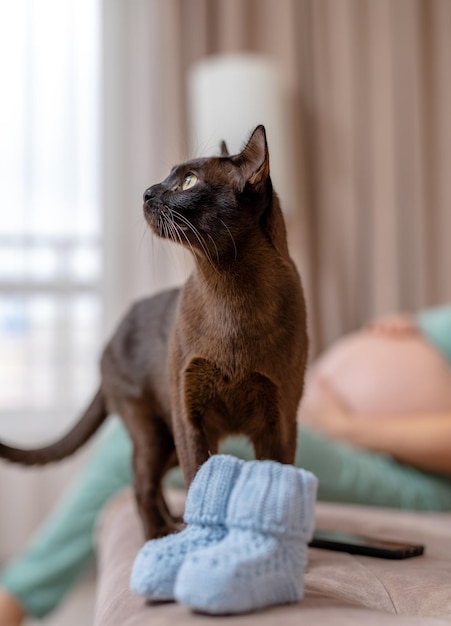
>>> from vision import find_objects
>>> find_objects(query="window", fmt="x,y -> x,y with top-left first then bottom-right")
0,1 -> 102,442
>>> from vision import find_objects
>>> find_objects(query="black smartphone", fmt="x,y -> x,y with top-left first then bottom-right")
309,529 -> 424,559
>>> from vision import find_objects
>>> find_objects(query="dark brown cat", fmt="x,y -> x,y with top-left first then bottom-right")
0,126 -> 308,539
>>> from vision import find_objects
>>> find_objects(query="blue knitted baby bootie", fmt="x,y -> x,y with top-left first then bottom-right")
130,455 -> 244,601
174,461 -> 318,614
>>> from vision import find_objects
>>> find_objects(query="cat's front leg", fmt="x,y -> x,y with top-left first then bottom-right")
252,415 -> 297,464
172,357 -> 220,486
171,414 -> 211,487
245,372 -> 297,465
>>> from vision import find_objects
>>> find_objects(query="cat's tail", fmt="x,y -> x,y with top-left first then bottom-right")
0,388 -> 108,465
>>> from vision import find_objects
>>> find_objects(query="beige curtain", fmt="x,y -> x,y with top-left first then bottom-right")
148,0 -> 451,349
105,0 -> 451,355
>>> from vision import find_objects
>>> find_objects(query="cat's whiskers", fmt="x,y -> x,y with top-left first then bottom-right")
161,216 -> 169,242
218,218 -> 238,261
160,212 -> 177,245
160,212 -> 204,279
167,215 -> 208,272
162,213 -> 184,250
161,212 -> 193,262
168,207 -> 219,272
206,233 -> 220,265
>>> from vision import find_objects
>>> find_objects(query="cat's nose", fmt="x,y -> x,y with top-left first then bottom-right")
143,187 -> 155,203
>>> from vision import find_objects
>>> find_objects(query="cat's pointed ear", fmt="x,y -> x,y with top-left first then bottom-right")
234,125 -> 270,191
220,140 -> 230,157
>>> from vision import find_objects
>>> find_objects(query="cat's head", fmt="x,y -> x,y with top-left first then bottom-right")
143,125 -> 286,265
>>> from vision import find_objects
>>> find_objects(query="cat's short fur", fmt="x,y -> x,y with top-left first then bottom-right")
0,126 -> 308,539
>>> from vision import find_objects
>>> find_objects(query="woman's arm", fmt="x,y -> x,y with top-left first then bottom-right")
341,411 -> 451,476
300,381 -> 451,476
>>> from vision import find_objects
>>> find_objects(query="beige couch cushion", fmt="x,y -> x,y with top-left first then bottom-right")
94,489 -> 451,625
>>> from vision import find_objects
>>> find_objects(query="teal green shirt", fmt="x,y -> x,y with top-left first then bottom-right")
416,304 -> 451,364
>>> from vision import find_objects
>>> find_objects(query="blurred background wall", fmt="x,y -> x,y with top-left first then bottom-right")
0,0 -> 450,609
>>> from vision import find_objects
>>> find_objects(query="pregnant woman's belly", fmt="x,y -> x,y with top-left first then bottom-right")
309,331 -> 451,417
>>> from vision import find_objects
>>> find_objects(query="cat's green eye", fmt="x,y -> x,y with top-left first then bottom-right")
181,173 -> 198,191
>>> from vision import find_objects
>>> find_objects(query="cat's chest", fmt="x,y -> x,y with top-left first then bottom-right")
173,280 -> 298,379
175,313 -> 276,381
182,355 -> 278,434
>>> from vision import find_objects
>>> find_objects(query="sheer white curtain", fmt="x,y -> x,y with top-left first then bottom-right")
0,0 -> 101,438
0,0 -> 102,560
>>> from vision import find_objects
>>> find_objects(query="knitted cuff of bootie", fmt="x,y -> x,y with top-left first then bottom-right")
174,461 -> 318,614
130,454 -> 244,601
